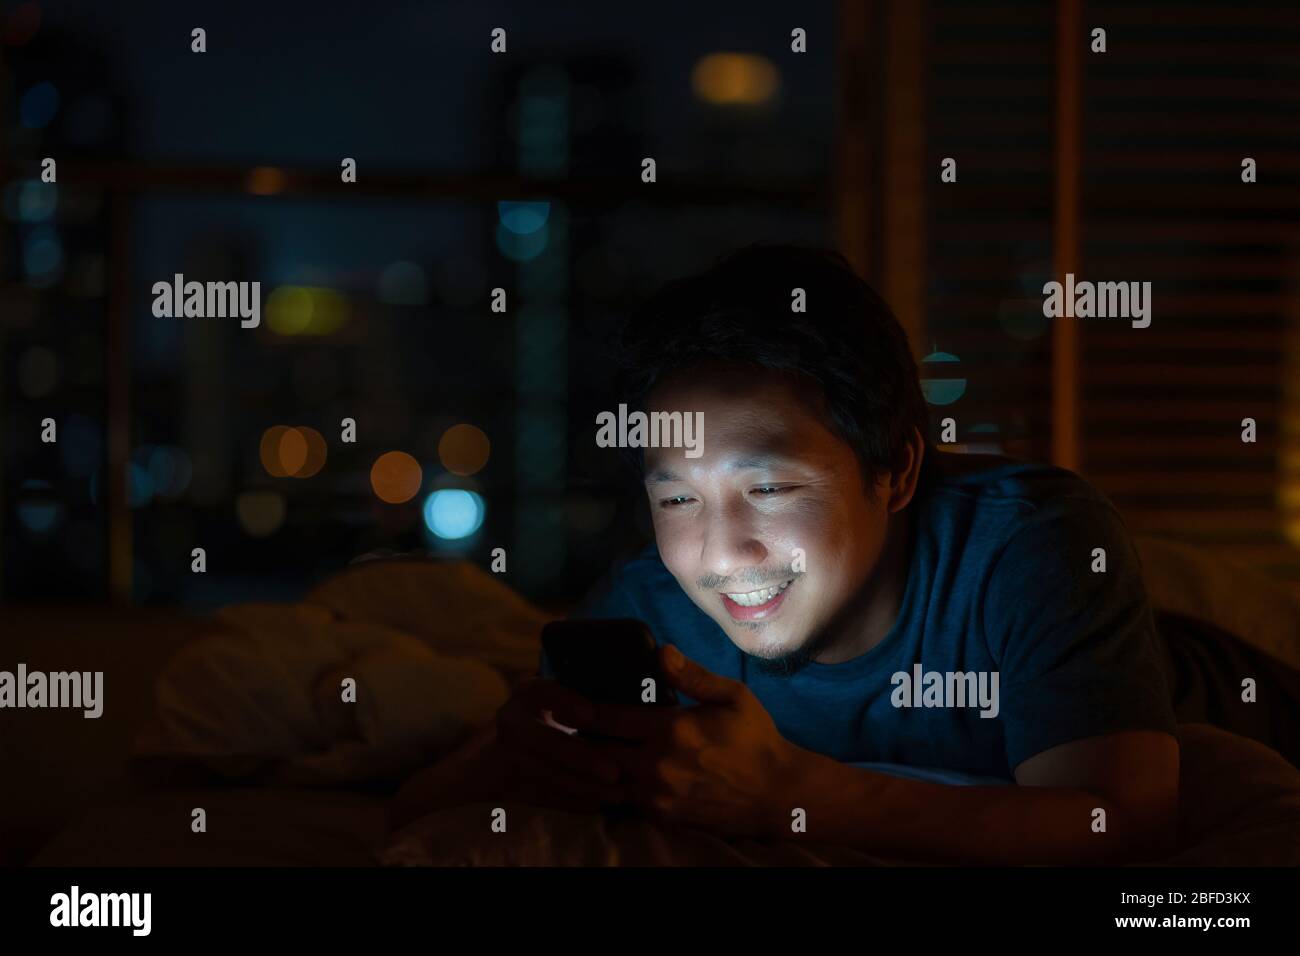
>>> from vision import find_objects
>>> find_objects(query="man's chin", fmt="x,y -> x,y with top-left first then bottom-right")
730,630 -> 817,677
746,644 -> 816,677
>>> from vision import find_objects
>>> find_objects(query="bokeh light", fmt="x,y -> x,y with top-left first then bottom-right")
495,221 -> 549,261
236,491 -> 287,537
23,226 -> 64,285
438,423 -> 490,476
18,180 -> 56,222
498,201 -> 551,235
278,427 -> 308,476
146,445 -> 193,496
20,81 -> 59,128
371,451 -> 423,504
294,426 -> 327,478
91,463 -> 154,508
17,479 -> 64,534
127,462 -> 153,508
260,426 -> 295,478
266,286 -> 349,335
246,166 -> 286,195
259,425 -> 327,478
998,297 -> 1050,341
423,488 -> 485,539
920,350 -> 968,406
691,53 -> 780,106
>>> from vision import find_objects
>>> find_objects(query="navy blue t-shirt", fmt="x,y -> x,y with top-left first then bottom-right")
539,453 -> 1179,781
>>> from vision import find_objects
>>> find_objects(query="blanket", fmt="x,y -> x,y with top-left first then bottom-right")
378,722 -> 1300,866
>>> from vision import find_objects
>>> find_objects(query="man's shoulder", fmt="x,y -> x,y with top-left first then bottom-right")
571,541 -> 681,617
610,541 -> 674,585
925,450 -> 1121,528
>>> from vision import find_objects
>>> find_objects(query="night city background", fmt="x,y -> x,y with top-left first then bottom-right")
3,0 -> 1299,614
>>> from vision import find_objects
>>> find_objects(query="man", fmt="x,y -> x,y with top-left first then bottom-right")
390,243 -> 1180,864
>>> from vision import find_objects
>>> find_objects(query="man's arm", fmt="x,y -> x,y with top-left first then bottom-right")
776,729 -> 1179,864
589,646 -> 1180,865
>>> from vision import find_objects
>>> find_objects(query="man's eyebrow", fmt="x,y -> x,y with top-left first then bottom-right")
728,452 -> 794,471
646,468 -> 682,484
645,452 -> 797,485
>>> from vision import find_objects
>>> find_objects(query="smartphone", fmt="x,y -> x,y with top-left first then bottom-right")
540,618 -> 680,709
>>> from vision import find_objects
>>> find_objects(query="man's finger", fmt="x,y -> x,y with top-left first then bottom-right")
661,644 -> 743,704
588,700 -> 677,741
597,744 -> 661,792
511,751 -> 626,811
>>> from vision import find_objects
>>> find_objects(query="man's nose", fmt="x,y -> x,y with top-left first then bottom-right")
699,500 -> 768,583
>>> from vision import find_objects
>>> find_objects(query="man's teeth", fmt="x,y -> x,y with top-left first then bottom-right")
725,579 -> 792,607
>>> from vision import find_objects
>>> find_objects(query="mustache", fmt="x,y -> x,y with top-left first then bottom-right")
698,565 -> 798,592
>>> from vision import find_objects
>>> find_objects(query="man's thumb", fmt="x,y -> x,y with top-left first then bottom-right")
661,644 -> 739,703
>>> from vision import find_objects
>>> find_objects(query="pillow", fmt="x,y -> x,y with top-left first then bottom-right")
304,558 -> 551,683
1134,534 -> 1300,671
136,601 -> 510,786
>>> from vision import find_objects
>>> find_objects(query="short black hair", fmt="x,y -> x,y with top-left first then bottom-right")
616,242 -> 933,494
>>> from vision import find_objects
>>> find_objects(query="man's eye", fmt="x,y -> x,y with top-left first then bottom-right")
752,486 -> 792,496
659,496 -> 694,508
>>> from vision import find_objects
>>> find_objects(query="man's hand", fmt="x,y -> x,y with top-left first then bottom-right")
586,644 -> 807,838
493,677 -> 628,814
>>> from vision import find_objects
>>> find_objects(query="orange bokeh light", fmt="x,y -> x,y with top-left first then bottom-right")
246,166 -> 287,195
438,423 -> 490,476
260,426 -> 293,477
371,451 -> 423,504
278,427 -> 308,476
295,426 -> 327,478
260,425 -> 329,478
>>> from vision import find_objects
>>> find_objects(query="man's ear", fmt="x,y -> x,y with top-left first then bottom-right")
887,425 -> 926,513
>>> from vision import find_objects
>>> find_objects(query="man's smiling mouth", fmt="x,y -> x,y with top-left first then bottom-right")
722,578 -> 793,607
718,577 -> 796,621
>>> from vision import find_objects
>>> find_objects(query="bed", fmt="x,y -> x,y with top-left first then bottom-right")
8,533 -> 1300,867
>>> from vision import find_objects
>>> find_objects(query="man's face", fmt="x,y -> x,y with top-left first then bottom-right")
643,363 -> 895,666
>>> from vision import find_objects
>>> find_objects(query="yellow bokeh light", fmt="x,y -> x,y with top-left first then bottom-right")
691,53 -> 779,106
236,491 -> 286,537
438,424 -> 491,476
267,286 -> 349,336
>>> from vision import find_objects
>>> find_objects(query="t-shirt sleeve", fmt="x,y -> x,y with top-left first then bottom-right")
981,500 -> 1179,770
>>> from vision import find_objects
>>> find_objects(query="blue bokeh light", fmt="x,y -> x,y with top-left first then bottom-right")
17,479 -> 64,534
497,201 -> 550,235
423,488 -> 485,539
23,226 -> 64,279
495,221 -> 549,262
20,81 -> 59,129
18,180 -> 56,222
